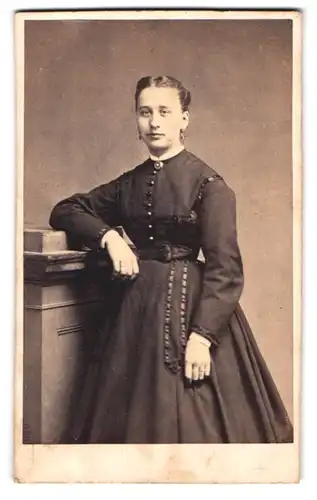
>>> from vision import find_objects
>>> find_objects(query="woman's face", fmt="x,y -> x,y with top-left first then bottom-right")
136,87 -> 189,155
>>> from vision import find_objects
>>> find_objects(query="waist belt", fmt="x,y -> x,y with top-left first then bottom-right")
87,243 -> 198,270
135,243 -> 197,263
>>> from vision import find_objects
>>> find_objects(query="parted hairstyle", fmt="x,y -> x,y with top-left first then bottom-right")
134,76 -> 191,112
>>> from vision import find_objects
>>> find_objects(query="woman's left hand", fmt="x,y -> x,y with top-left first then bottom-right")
185,332 -> 211,382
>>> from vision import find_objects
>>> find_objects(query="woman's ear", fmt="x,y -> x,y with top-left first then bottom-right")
136,125 -> 142,141
182,111 -> 190,131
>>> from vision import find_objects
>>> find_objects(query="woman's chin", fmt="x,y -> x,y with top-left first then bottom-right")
144,137 -> 171,151
145,141 -> 168,153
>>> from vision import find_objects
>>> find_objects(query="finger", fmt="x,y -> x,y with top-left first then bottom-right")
127,260 -> 137,276
185,361 -> 192,381
127,261 -> 135,276
205,362 -> 211,377
132,257 -> 139,275
192,364 -> 199,381
127,267 -> 138,280
129,260 -> 135,277
112,259 -> 121,273
119,267 -> 129,278
120,261 -> 132,277
119,260 -> 126,274
198,367 -> 205,380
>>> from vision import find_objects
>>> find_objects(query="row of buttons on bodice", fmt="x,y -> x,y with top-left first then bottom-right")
145,160 -> 164,243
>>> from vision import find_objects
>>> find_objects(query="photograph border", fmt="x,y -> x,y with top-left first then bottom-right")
15,9 -> 302,484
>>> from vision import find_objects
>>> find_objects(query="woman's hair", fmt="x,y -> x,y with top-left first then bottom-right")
134,76 -> 191,112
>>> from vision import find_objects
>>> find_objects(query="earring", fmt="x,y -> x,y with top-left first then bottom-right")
180,129 -> 185,142
138,132 -> 142,140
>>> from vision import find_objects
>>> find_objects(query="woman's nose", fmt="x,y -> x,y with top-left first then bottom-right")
150,113 -> 160,129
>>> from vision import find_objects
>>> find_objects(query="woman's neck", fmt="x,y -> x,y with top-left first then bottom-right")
149,144 -> 185,162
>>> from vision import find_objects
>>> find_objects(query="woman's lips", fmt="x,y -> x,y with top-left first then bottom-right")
147,133 -> 165,139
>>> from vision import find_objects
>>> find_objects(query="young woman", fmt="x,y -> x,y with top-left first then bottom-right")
50,75 -> 293,444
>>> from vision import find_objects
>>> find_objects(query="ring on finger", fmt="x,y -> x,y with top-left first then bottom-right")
121,272 -> 131,280
119,264 -> 128,276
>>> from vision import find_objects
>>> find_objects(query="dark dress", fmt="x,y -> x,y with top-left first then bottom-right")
49,149 -> 293,444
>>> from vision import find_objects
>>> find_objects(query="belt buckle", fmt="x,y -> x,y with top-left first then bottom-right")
157,242 -> 172,263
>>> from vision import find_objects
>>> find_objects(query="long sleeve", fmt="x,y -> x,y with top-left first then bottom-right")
190,178 -> 244,345
49,176 -> 122,250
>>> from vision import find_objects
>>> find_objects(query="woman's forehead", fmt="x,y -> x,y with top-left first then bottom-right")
138,87 -> 181,108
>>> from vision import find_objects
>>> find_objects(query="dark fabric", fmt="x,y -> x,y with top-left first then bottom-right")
137,243 -> 197,262
50,149 -> 293,443
49,176 -> 121,250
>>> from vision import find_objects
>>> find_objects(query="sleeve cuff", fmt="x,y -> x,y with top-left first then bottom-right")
190,325 -> 220,347
92,227 -> 113,250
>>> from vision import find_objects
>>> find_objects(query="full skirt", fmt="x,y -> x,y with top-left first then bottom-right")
63,259 -> 293,444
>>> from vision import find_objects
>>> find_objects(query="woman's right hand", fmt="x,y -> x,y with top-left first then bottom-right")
100,229 -> 139,279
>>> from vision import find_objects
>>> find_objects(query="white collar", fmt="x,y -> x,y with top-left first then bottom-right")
149,145 -> 185,162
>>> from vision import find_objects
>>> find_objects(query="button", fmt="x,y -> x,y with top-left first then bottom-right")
154,161 -> 163,170
145,191 -> 152,197
149,236 -> 154,241
148,224 -> 152,229
147,211 -> 152,216
147,180 -> 155,186
144,201 -> 152,208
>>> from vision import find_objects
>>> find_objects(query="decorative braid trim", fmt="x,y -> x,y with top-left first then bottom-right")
163,261 -> 177,372
196,174 -> 223,201
180,260 -> 189,351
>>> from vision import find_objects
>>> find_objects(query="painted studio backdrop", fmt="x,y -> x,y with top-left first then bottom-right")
23,19 -> 293,438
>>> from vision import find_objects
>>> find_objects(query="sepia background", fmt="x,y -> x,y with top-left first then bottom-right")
24,19 -> 293,419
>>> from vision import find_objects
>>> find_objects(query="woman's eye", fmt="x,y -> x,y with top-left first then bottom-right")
139,109 -> 150,117
160,109 -> 170,116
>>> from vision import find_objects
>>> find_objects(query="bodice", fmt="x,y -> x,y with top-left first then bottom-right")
117,152 -> 221,251
122,215 -> 201,252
